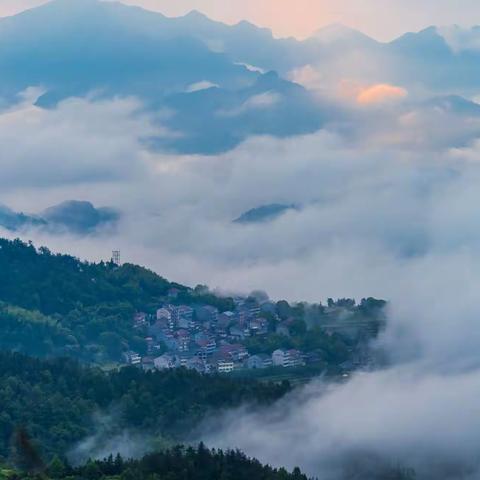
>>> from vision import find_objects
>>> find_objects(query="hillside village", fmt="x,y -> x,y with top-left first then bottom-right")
125,288 -> 386,375
0,238 -> 385,372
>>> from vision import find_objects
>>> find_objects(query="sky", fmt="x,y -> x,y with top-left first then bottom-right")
2,0 -> 480,41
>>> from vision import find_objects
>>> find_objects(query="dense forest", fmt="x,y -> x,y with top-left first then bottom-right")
241,296 -> 386,375
2,444 -> 310,480
0,352 -> 290,461
1,440 -> 418,480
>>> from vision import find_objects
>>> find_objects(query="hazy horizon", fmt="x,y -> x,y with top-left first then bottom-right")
3,0 -> 480,41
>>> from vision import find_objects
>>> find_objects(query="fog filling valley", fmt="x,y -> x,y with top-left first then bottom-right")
4,68 -> 480,477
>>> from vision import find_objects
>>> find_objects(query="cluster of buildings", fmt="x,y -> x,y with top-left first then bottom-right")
124,297 -> 307,374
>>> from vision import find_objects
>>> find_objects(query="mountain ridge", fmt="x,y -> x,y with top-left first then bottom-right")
4,0 -> 480,49
2,0 -> 480,154
0,0 -> 332,154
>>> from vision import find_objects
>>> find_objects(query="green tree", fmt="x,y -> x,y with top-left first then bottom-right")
48,455 -> 66,478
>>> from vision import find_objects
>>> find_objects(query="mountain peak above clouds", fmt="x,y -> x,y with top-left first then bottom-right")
0,200 -> 120,234
0,0 -> 259,100
7,0 -> 480,155
0,0 -> 328,155
41,200 -> 120,234
389,25 -> 451,53
182,9 -> 211,21
312,23 -> 379,47
234,204 -> 298,224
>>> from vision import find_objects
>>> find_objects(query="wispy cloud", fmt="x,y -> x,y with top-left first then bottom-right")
186,81 -> 220,93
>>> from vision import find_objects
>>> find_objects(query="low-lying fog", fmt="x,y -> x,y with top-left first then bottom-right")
4,87 -> 480,478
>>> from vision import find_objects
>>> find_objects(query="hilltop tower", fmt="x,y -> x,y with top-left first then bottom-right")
111,250 -> 121,265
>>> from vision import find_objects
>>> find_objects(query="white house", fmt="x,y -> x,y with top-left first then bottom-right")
272,349 -> 305,368
217,359 -> 235,373
247,354 -> 273,369
272,349 -> 288,367
154,353 -> 179,370
124,351 -> 142,366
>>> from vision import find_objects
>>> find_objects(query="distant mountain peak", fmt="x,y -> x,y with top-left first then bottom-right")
390,25 -> 443,44
0,200 -> 120,234
313,23 -> 376,45
233,19 -> 273,36
41,200 -> 120,234
234,204 -> 298,224
183,9 -> 210,20
315,22 -> 358,35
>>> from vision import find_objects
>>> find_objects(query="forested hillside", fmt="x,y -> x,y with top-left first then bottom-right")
0,352 -> 290,461
0,238 -> 232,362
0,238 -> 389,477
0,238 -> 386,368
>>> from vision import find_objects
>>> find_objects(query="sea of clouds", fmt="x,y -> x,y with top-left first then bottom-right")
3,81 -> 480,477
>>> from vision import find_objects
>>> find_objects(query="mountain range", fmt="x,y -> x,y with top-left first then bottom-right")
2,0 -> 480,154
0,0 -> 330,153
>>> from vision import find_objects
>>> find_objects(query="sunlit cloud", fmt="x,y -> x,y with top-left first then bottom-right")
356,83 -> 408,105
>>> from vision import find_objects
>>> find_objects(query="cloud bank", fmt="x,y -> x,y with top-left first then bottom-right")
0,95 -> 159,193
3,86 -> 480,478
2,89 -> 480,299
202,365 -> 480,479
